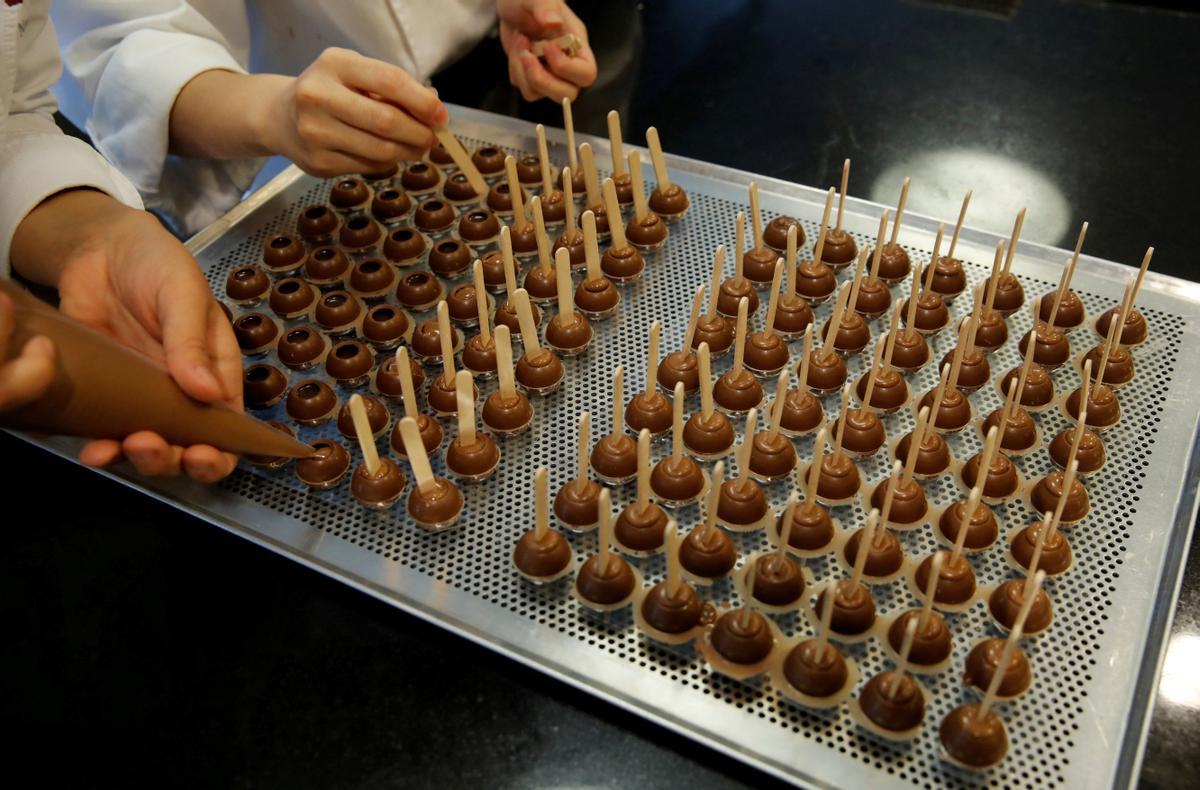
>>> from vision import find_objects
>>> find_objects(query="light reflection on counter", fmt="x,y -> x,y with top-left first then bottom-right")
1159,632 -> 1200,709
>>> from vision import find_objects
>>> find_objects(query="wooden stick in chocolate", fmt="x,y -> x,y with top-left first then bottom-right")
396,346 -> 420,421
699,343 -> 716,419
878,459 -> 902,531
606,110 -> 627,178
598,486 -> 613,565
868,209 -> 890,280
671,381 -> 686,462
683,284 -> 704,354
769,368 -> 788,438
882,299 -> 902,371
505,155 -> 528,225
703,461 -> 724,541
636,427 -> 652,511
348,394 -> 381,476
1044,461 -> 1078,549
946,191 -> 972,260
612,365 -> 626,440
777,492 -> 799,562
1001,208 -> 1026,278
534,466 -> 550,540
562,167 -> 578,236
888,616 -> 919,701
849,508 -> 878,590
536,123 -> 556,197
979,572 -> 1045,719
832,382 -> 852,457
901,407 -> 930,488
646,127 -> 671,191
554,247 -> 575,327
734,212 -> 747,280
812,579 -> 837,659
646,320 -> 661,397
629,151 -> 650,223
740,560 -> 758,629
399,416 -> 437,494
950,484 -> 982,567
846,246 -> 870,316
917,552 -> 944,632
985,240 -> 1004,313
820,284 -> 850,357
665,518 -> 682,596
455,370 -> 477,446
602,178 -> 628,249
531,195 -> 552,274
749,182 -> 765,250
736,408 -> 758,485
927,364 -> 951,436
577,410 -> 591,489
731,297 -> 749,379
431,124 -> 487,197
812,187 -> 835,263
562,98 -> 579,174
834,159 -> 851,233
889,177 -> 911,245
437,300 -> 456,388
500,225 -> 518,297
764,259 -> 784,335
579,142 -> 602,209
513,288 -> 542,354
861,338 -> 886,411
707,245 -> 726,315
785,224 -> 799,296
1128,246 -> 1155,310
904,264 -> 921,332
473,260 -> 491,344
494,325 -> 517,401
798,324 -> 814,390
582,210 -> 603,282
922,224 -> 946,296
1046,260 -> 1071,328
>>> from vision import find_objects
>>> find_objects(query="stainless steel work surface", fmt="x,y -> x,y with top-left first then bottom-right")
20,104 -> 1200,789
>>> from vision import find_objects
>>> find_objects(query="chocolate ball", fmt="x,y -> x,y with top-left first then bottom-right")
942,348 -> 989,393
690,314 -> 734,356
904,292 -> 950,334
748,432 -> 797,480
276,325 -> 326,369
486,181 -> 519,215
339,216 -> 382,252
1096,305 -> 1148,346
961,450 -> 1020,501
575,554 -> 636,606
1030,470 -> 1090,522
336,397 -> 389,444
614,502 -> 669,554
764,215 -> 805,252
348,259 -> 395,296
870,476 -> 927,527
964,636 -> 1031,698
494,297 -> 542,337
817,229 -> 857,268
601,245 -> 646,283
471,146 -> 506,177
553,229 -> 587,268
858,672 -> 924,733
658,351 -> 700,398
269,277 -> 317,319
940,704 -> 1009,769
679,527 -> 736,580
262,233 -> 306,273
1010,520 -> 1072,576
233,312 -> 279,354
539,189 -> 567,224
780,388 -> 823,435
426,373 -> 463,415
1083,342 -> 1134,388
625,391 -> 672,437
286,379 -> 339,425
711,609 -> 774,665
428,143 -> 454,168
894,429 -> 951,478
1065,385 -> 1121,430
462,334 -> 498,377
972,311 -> 1009,354
482,391 -> 534,435
983,405 -> 1038,454
650,456 -> 706,505
716,277 -> 759,317
888,329 -> 930,373
509,221 -> 540,257
713,370 -> 764,414
362,304 -> 410,348
888,609 -> 952,666
314,290 -> 362,332
401,162 -> 442,192
626,212 -> 668,249
875,243 -> 911,284
395,271 -> 444,312
717,478 -> 768,528
639,580 -> 703,633
803,349 -> 848,395
383,228 -> 428,265
742,247 -> 779,287
446,282 -> 484,325
325,339 -> 374,384
1018,323 -> 1071,370
1038,289 -> 1085,330
304,246 -> 350,286
774,500 -> 835,552
989,578 -> 1052,634
376,353 -> 426,401
915,552 -> 976,606
295,439 -> 350,489
243,363 -> 288,409
590,433 -> 638,483
918,386 -> 971,432
1049,425 -> 1105,475
573,276 -> 620,318
649,184 -> 689,220
457,209 -> 502,245
782,641 -> 847,698
480,250 -> 507,291
854,368 -> 908,413
441,171 -> 480,204
795,260 -> 837,304
545,313 -> 593,355
513,529 -> 572,581
987,273 -> 1025,315
821,311 -> 871,355
815,581 -> 875,636
370,188 -> 413,223
684,411 -> 735,459
389,413 -> 443,457
296,204 -> 340,242
742,332 -> 790,376
406,477 -> 463,529
445,434 -> 501,480
1001,363 -> 1055,409
814,452 -> 861,502
554,479 -> 600,528
843,527 -> 904,579
413,199 -> 456,234
330,177 -> 370,210
516,349 -> 564,394
225,264 -> 271,304
922,256 -> 967,300
772,294 -> 814,339
938,499 -> 999,552
834,409 -> 886,457
853,278 -> 891,319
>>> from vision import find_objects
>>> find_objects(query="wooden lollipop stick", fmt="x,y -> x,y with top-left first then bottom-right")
396,346 -> 419,421
554,247 -> 575,324
699,342 -> 715,418
737,408 -> 759,483
1026,511 -> 1052,578
847,246 -> 870,313
901,407 -> 929,487
582,210 -> 603,281
647,320 -> 662,395
946,191 -> 972,260
905,265 -> 921,331
513,288 -> 541,354
646,126 -> 671,191
1069,221 -> 1089,271
1096,311 -> 1120,385
849,508 -> 878,589
764,259 -> 784,332
805,428 -> 828,504
598,487 -> 612,564
579,142 -> 602,207
504,155 -> 527,224
612,366 -> 625,436
562,98 -> 579,170
889,616 -> 919,701
798,324 -> 814,389
740,559 -> 758,629
431,124 -> 487,197
437,301 -> 455,387
704,461 -> 724,539
637,428 -> 652,509
947,319 -> 972,391
813,187 -> 835,262
534,466 -> 549,539
882,299 -> 902,371
832,383 -> 852,456
813,579 -> 837,658
455,370 -> 476,445
878,459 -> 902,529
976,426 -> 1000,491
834,159 -> 850,232
821,284 -> 850,357
577,411 -> 590,483
671,381 -> 685,461
889,178 -> 911,245
769,369 -> 788,437
399,417 -> 437,493
749,182 -> 764,249
531,195 -> 552,273
731,298 -> 749,377
965,283 -> 984,357
1128,247 -> 1155,308
1001,208 -> 1026,277
1046,461 -> 1078,546
348,394 -> 381,476
868,210 -> 890,279
683,284 -> 704,352
917,552 -> 944,631
862,337 -> 886,410
606,110 -> 627,177
707,245 -> 726,314
629,150 -> 649,223
472,260 -> 491,343
985,240 -> 1004,313
562,167 -> 577,236
1014,309 -> 1038,401
778,493 -> 799,561
951,485 -> 982,565
501,225 -> 518,296
665,519 -> 681,596
602,178 -> 628,248
734,212 -> 747,279
1106,278 -> 1136,368
785,224 -> 798,296
1047,259 -> 1071,328
927,363 -> 952,434
923,224 -> 945,295
495,325 -> 517,400
998,377 -> 1019,432
536,124 -> 555,196
980,571 -> 1044,718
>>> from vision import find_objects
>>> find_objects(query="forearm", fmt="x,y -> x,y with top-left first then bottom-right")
168,69 -> 290,161
9,190 -> 141,288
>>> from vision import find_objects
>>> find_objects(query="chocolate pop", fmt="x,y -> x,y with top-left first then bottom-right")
942,626 -> 1022,769
684,343 -> 735,460
742,182 -> 780,287
921,191 -> 971,301
605,109 -> 634,206
870,445 -> 928,530
388,346 -> 443,458
347,394 -> 406,509
1017,260 -> 1073,370
1037,221 -> 1088,331
743,260 -> 790,376
795,189 -> 838,305
819,247 -> 871,355
513,467 -> 574,583
657,284 -> 704,396
574,210 -> 621,319
651,381 -> 709,507
1032,384 -> 1091,524
1000,302 -> 1056,411
713,298 -> 765,414
481,325 -> 534,437
1094,246 -> 1153,346
743,494 -> 806,610
625,320 -> 672,437
533,123 -> 566,224
1064,323 -> 1122,431
522,194 -> 558,303
887,553 -> 952,670
983,208 -> 1028,317
772,224 -> 815,339
716,408 -> 769,529
614,429 -> 670,555
553,167 -> 586,267
817,159 -> 857,269
397,416 -> 464,531
983,374 -> 1038,456
716,213 -> 760,317
555,411 -> 601,531
941,285 -> 990,393
690,245 -> 734,356
843,505 -> 903,582
968,240 -> 1010,354
1081,279 -> 1135,388
902,224 -> 951,336
625,150 -> 668,249
703,562 -> 779,678
810,383 -> 862,504
591,366 -> 638,484
561,98 -> 588,197
577,142 -> 609,238
852,617 -> 925,740
961,423 -> 1020,504
814,501 -> 877,640
887,265 -> 931,373
988,563 -> 1052,636
544,248 -> 593,356
600,177 -> 645,283
426,301 -> 474,416
461,261 -> 498,378
504,155 -> 538,257
874,177 -> 913,284
494,226 -> 541,337
833,338 -> 887,458
575,489 -> 638,611
646,126 -> 689,221
444,370 -> 500,482
895,370 -> 953,478
678,461 -> 737,583
962,613 -> 1034,702
917,319 -> 974,433
916,484 -> 983,609
1013,462 -> 1077,576
800,284 -> 849,396
635,521 -> 704,642
776,580 -> 853,705
513,288 -> 564,395
779,325 -> 824,436
852,210 -> 893,318
772,428 -> 835,554
855,301 -> 909,413
748,371 -> 798,480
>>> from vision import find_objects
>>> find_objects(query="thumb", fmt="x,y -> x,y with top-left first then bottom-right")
158,277 -> 224,404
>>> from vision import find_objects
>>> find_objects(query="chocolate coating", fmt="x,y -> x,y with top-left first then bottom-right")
348,259 -> 396,297
658,351 -> 699,397
515,155 -> 542,185
601,245 -> 645,282
804,349 -> 848,394
748,432 -> 797,480
383,228 -> 428,265
338,216 -> 382,251
964,638 -> 1031,698
940,704 -> 1009,768
626,212 -> 668,248
639,580 -> 703,633
1011,520 -> 1072,576
395,271 -> 443,311
262,234 -> 306,272
875,243 -> 911,283
553,229 -> 587,268
389,413 -> 442,457
401,162 -> 441,192
713,370 -> 764,414
508,221 -> 539,256
545,313 -> 593,354
835,409 -> 886,457
441,171 -> 479,204
690,314 -> 734,356
1096,305 -> 1148,346
888,609 -> 952,666
426,240 -> 472,280
486,181 -> 519,214
1030,470 -> 1090,522
482,391 -> 534,434
295,439 -> 350,488
987,273 -> 1025,315
573,276 -> 620,316
457,209 -> 502,244
764,215 -> 805,252
888,329 -> 930,373
894,430 -> 951,477
375,354 -> 425,401
651,456 -> 706,503
330,177 -> 370,209
370,188 -> 413,222
915,552 -> 976,605
780,388 -> 823,435
742,247 -> 778,287
795,259 -> 837,303
859,672 -> 924,733
1017,323 -> 1071,370
446,434 -> 501,478
716,277 -> 759,319
1038,290 -> 1085,330
513,529 -> 572,580
983,406 -> 1038,454
918,386 -> 971,432
325,339 -> 374,384
304,246 -> 350,285
269,277 -> 316,318
854,368 -> 909,413
711,609 -> 774,665
625,391 -> 672,436
538,190 -> 567,224
462,334 -> 497,376
821,311 -> 870,355
286,379 -> 338,424
679,527 -> 736,579
817,229 -> 857,267
944,348 -> 990,393
470,146 -> 506,177
961,451 -> 1020,500
276,325 -> 326,369
243,363 -> 288,409
1083,343 -> 1134,387
684,411 -> 734,458
815,581 -> 876,636
233,312 -> 278,353
480,250 -> 507,290
774,500 -> 835,552
1049,425 -> 1105,474
939,499 -> 999,552
904,292 -> 950,334
782,641 -> 847,698
554,480 -> 600,528
225,264 -> 271,304
516,349 -> 564,392
296,204 -> 340,242
989,578 -> 1052,633
843,527 -> 904,579
853,278 -> 891,318
314,291 -> 362,331
717,478 -> 768,527
743,332 -> 790,375
972,311 -> 1008,353
923,256 -> 967,300
649,184 -> 689,219
814,452 -> 861,501
1065,385 -> 1121,429
576,554 -> 636,606
406,478 -> 464,527
336,395 -> 388,439
350,459 -> 406,508
614,503 -> 669,553
1001,363 -> 1055,409
590,433 -> 637,482
446,282 -> 483,324
750,554 -> 805,607
410,317 -> 457,363
362,305 -> 410,347
426,373 -> 461,415
870,476 -> 928,526
772,294 -> 814,338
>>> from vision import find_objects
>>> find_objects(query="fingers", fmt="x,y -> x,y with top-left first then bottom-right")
182,445 -> 238,483
327,49 -> 447,126
517,50 -> 580,103
0,334 -> 56,412
158,272 -> 226,404
321,85 -> 437,151
305,114 -> 426,169
542,40 -> 597,87
122,431 -> 184,477
80,434 -> 236,482
207,302 -> 243,409
79,439 -> 123,468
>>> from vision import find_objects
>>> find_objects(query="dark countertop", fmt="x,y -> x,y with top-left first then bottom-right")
5,2 -> 1198,787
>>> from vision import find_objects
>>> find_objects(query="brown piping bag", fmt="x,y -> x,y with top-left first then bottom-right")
0,279 -> 314,458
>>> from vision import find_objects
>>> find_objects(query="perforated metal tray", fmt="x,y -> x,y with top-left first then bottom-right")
18,105 -> 1200,789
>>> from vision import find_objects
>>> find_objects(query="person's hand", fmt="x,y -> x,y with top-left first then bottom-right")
10,190 -> 242,482
498,0 -> 597,102
0,291 -> 56,413
259,48 -> 448,177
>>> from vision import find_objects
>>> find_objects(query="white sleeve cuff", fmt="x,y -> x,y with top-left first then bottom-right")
0,134 -> 143,278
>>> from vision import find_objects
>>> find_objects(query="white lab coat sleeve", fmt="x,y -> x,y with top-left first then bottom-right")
53,2 -> 264,235
0,10 -> 142,278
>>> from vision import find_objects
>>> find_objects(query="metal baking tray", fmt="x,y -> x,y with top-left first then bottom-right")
16,104 -> 1200,789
